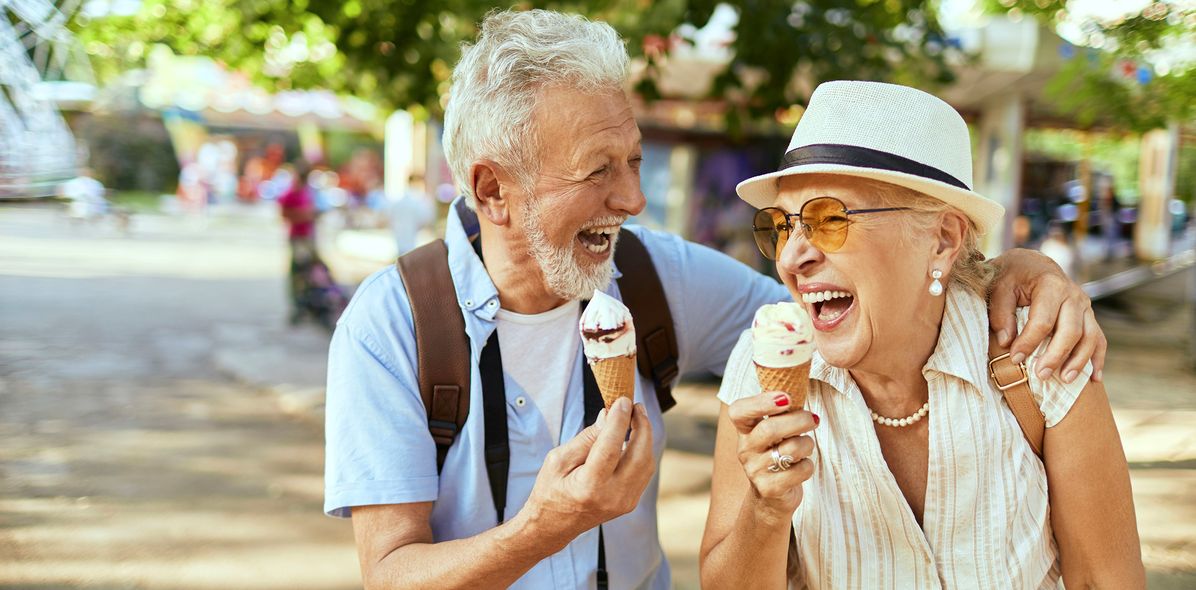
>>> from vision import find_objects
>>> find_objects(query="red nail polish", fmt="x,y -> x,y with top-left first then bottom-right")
812,413 -> 821,426
773,394 -> 790,407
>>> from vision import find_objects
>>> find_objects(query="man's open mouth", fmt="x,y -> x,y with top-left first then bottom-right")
577,225 -> 619,254
801,289 -> 856,323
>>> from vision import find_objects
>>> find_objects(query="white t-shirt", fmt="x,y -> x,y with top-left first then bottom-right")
495,301 -> 581,446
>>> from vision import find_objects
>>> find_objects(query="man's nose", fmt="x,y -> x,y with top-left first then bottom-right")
608,168 -> 646,217
777,228 -> 823,277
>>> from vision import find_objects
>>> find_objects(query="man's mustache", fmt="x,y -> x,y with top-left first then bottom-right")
578,216 -> 628,231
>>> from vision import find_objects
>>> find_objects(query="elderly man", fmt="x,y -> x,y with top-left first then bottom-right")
324,9 -> 1106,589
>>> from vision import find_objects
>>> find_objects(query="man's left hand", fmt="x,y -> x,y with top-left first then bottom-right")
988,248 -> 1107,384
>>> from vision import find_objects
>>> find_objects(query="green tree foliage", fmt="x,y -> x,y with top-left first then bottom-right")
984,0 -> 1196,131
75,0 -> 958,124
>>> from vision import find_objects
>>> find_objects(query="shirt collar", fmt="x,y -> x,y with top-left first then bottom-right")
810,285 -> 991,396
445,197 -> 500,321
921,285 -> 992,392
443,196 -> 625,320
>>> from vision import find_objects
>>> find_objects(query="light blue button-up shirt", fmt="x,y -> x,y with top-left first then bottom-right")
324,197 -> 788,589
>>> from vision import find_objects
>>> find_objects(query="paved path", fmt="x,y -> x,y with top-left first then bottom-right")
0,205 -> 359,589
2,204 -> 1193,588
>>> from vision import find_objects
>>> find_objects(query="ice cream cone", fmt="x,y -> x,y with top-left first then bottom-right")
590,354 -> 637,409
755,362 -> 811,407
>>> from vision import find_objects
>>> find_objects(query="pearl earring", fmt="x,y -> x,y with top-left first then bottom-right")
929,269 -> 944,297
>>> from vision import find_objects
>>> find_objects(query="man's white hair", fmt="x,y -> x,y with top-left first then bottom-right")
443,9 -> 629,208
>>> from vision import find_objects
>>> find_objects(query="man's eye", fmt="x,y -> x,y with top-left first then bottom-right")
589,166 -> 609,178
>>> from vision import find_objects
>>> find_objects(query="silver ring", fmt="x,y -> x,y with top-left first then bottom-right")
767,448 -> 795,472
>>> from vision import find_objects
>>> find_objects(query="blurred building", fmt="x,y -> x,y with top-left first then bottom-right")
0,0 -> 95,198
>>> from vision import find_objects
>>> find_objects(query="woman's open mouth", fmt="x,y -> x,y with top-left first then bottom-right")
576,225 -> 619,256
801,289 -> 856,330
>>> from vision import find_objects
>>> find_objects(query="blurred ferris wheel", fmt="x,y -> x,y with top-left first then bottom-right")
1,0 -> 95,197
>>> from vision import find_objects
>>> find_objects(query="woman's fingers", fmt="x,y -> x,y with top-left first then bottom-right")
740,432 -> 815,475
727,391 -> 799,435
729,393 -> 820,504
739,409 -> 818,455
741,435 -> 817,499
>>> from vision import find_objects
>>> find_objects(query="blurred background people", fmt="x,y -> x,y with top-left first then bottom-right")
61,168 -> 107,221
278,161 -> 317,320
389,171 -> 435,256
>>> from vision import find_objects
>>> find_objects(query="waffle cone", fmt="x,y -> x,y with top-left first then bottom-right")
754,362 -> 811,407
590,354 -> 637,409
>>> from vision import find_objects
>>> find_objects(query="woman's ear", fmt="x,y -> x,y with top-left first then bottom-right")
471,159 -> 518,227
931,212 -> 967,274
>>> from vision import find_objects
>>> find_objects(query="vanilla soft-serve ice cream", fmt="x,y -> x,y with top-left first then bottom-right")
751,302 -> 815,406
579,290 -> 637,409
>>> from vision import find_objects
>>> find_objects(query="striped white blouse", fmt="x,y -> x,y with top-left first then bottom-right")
717,286 -> 1090,589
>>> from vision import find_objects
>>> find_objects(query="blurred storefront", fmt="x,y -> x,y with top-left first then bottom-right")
72,45 -> 385,210
600,14 -> 1194,290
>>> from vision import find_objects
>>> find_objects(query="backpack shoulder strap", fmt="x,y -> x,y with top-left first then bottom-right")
987,333 -> 1045,458
614,228 -> 679,413
396,239 -> 471,472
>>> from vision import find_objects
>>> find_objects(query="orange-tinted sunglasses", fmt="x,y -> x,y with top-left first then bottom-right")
752,196 -> 908,259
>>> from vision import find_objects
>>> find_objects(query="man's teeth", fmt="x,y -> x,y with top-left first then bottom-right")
800,290 -> 852,304
583,226 -> 620,237
580,226 -> 618,254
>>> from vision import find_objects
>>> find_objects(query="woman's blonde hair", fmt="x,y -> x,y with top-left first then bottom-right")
860,177 -> 996,297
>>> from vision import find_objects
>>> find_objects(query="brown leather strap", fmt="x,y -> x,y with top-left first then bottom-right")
397,240 -> 471,471
614,229 -> 679,413
987,334 -> 1045,458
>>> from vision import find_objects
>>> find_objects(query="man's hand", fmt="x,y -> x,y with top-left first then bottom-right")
988,249 -> 1107,383
351,400 -> 653,590
519,397 -> 656,550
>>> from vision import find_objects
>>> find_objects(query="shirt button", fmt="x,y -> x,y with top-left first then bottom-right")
464,299 -> 474,308
515,396 -> 526,407
486,300 -> 497,308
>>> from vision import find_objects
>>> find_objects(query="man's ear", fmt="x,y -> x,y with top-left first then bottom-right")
931,212 -> 967,273
471,159 -> 518,227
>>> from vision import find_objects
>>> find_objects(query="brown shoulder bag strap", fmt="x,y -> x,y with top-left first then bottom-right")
613,229 -> 679,413
396,239 -> 472,471
987,334 -> 1045,458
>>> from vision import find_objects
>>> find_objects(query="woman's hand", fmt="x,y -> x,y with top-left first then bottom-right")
727,391 -> 819,521
988,249 -> 1107,383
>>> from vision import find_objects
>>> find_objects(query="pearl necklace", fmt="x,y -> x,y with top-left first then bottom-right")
870,402 -> 930,428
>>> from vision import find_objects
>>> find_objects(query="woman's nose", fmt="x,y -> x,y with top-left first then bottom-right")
777,229 -> 823,276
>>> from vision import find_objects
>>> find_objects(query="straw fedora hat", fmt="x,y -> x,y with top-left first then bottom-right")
736,80 -> 1005,234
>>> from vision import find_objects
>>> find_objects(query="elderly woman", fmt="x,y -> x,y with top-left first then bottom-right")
699,82 -> 1144,589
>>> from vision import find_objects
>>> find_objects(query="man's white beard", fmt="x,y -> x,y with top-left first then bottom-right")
522,199 -> 619,301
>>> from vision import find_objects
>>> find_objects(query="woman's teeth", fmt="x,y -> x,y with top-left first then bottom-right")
800,290 -> 852,304
802,290 -> 854,322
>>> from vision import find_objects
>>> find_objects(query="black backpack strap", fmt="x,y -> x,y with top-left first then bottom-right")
396,240 -> 471,472
479,330 -> 510,523
614,229 -> 679,413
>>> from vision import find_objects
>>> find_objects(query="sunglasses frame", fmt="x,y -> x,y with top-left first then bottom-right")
752,196 -> 909,259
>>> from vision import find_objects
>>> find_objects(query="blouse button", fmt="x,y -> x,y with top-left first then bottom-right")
515,396 -> 527,407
